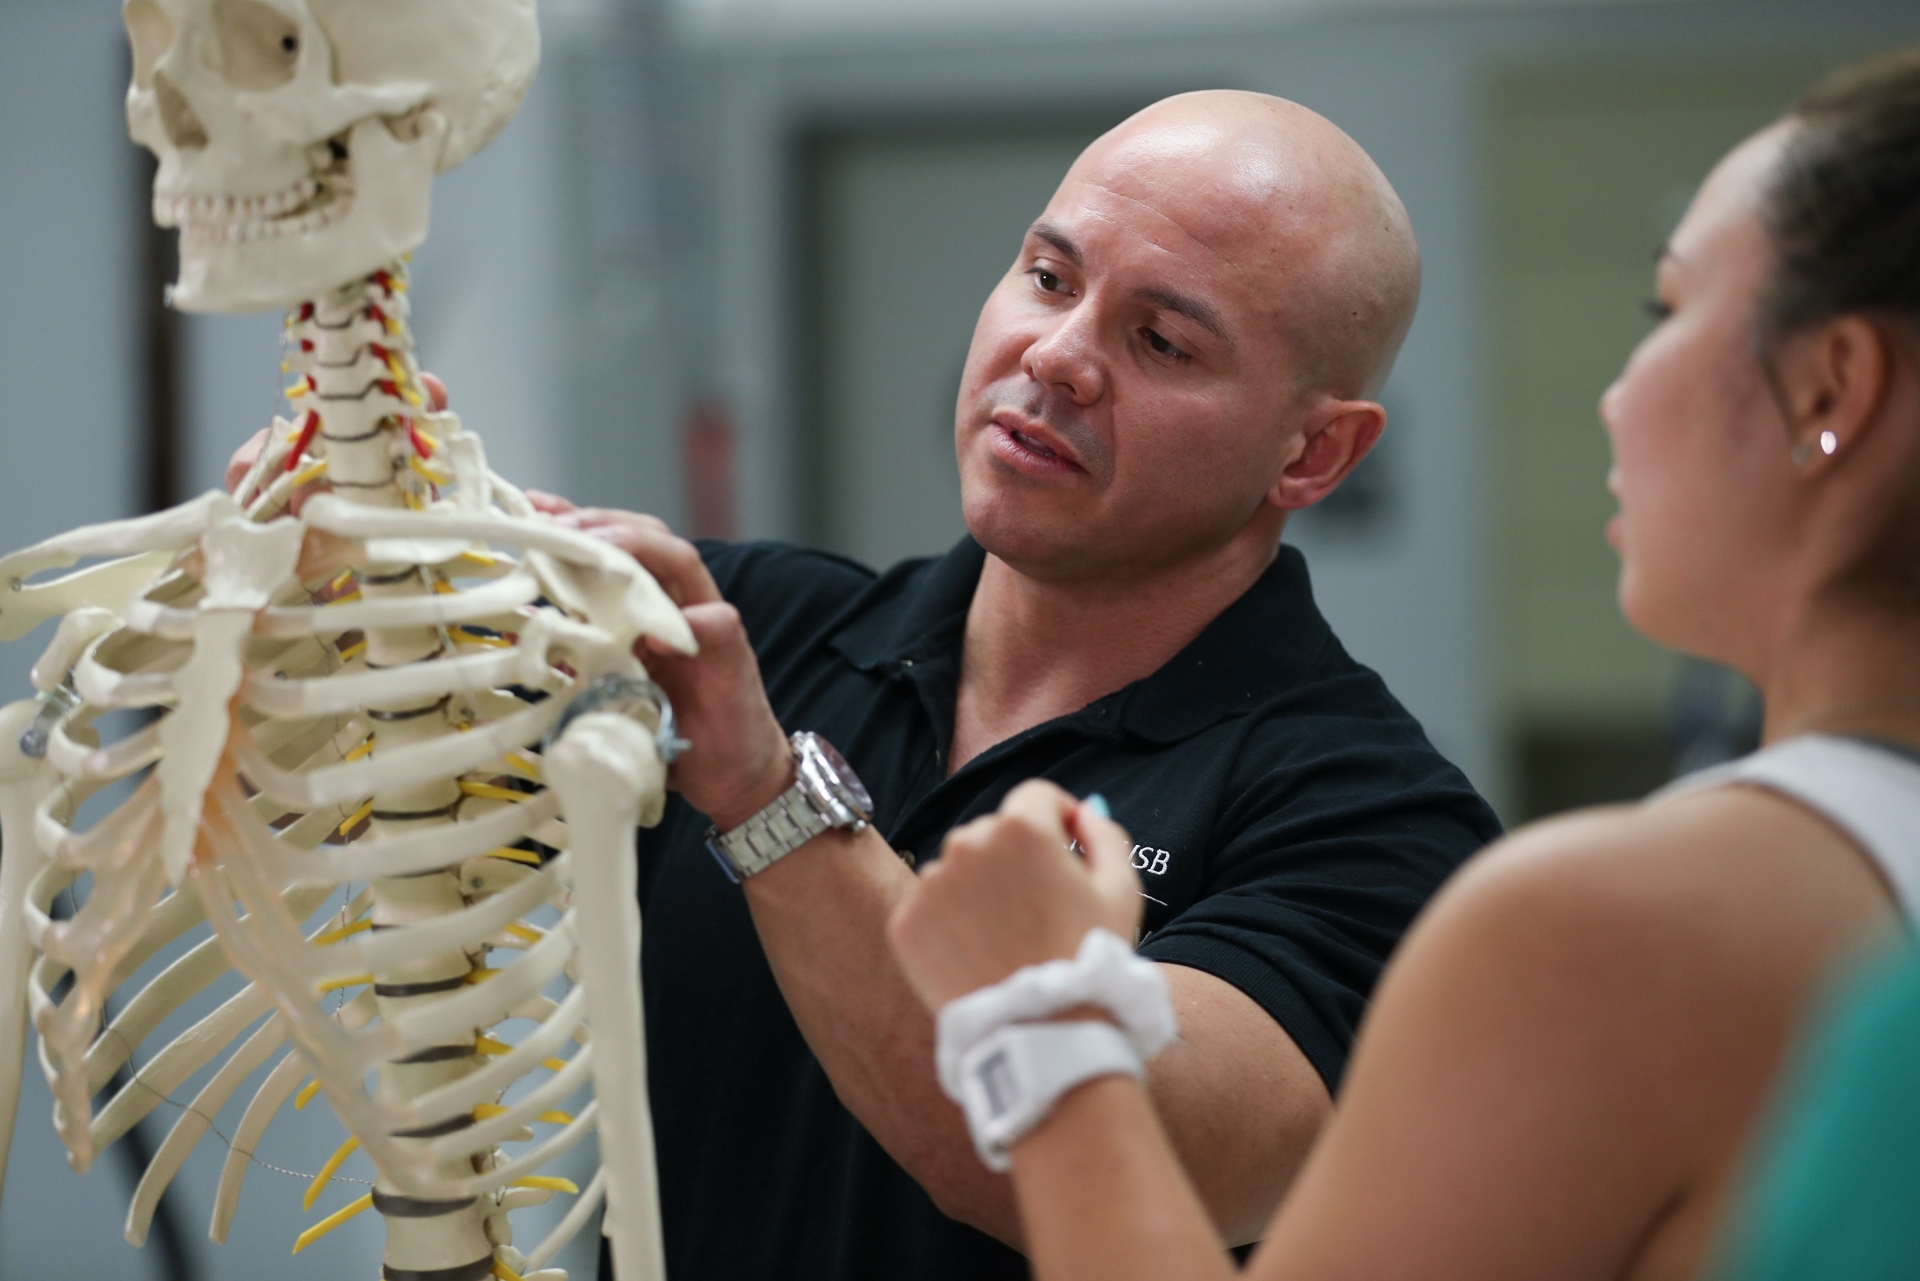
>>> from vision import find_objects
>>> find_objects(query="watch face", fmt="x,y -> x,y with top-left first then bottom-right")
808,735 -> 873,816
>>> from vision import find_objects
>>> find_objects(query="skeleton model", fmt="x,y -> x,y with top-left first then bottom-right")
0,3 -> 687,1279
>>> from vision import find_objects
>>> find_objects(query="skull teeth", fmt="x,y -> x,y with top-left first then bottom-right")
154,174 -> 327,230
177,183 -> 355,247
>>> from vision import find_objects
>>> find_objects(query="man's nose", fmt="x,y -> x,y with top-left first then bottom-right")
1021,308 -> 1105,406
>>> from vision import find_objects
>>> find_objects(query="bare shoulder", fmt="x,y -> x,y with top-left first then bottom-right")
1442,783 -> 1896,953
1284,784 -> 1905,1278
1367,782 -> 1899,1114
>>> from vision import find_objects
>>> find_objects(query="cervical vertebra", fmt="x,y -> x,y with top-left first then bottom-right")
0,5 -> 681,1280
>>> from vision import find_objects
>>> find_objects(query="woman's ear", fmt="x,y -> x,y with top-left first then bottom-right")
1775,315 -> 1892,467
1268,400 -> 1388,511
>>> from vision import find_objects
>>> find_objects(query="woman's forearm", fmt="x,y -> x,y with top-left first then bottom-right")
1009,1073 -> 1243,1281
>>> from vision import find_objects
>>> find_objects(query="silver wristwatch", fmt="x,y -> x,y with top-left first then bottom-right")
704,732 -> 874,883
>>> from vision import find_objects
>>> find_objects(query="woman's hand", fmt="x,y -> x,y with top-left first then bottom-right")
888,781 -> 1144,1013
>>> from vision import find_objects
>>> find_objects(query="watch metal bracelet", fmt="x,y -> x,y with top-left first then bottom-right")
711,786 -> 832,880
704,732 -> 873,883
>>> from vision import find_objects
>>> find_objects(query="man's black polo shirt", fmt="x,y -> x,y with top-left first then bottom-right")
629,536 -> 1500,1281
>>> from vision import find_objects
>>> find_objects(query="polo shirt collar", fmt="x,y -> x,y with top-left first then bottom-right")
829,537 -> 1335,747
830,536 -> 986,672
1113,546 -> 1335,744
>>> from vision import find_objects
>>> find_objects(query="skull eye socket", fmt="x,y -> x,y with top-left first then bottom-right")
123,0 -> 176,91
210,0 -> 303,91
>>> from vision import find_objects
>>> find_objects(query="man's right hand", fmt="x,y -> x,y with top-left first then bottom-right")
527,493 -> 796,831
227,428 -> 272,495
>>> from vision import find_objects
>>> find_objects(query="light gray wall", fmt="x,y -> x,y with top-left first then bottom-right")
0,3 -> 138,697
0,8 -> 152,1270
683,0 -> 1920,811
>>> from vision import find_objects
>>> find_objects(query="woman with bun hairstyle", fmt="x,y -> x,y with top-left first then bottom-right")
887,47 -> 1920,1281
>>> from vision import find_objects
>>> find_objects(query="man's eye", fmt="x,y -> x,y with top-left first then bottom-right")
1143,328 -> 1188,361
1027,268 -> 1064,293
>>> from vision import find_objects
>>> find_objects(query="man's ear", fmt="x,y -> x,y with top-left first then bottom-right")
1267,400 -> 1387,512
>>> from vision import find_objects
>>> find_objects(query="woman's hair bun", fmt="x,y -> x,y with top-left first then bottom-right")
1762,47 -> 1920,343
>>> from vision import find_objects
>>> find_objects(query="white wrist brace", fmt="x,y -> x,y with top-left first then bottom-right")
935,928 -> 1179,1171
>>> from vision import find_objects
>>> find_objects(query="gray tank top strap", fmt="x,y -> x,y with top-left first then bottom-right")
1652,734 -> 1920,925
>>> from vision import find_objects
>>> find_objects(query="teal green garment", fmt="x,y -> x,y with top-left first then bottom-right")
1718,947 -> 1920,1281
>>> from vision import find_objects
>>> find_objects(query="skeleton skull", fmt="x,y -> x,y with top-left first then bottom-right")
124,0 -> 541,313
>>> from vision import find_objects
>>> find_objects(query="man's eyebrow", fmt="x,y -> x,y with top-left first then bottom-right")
1027,221 -> 1083,266
1025,222 -> 1233,346
1134,286 -> 1233,346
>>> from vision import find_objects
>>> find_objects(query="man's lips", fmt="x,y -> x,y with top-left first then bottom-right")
988,414 -> 1085,474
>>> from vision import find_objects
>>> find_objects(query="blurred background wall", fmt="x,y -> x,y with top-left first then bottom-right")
3,0 -> 1918,1278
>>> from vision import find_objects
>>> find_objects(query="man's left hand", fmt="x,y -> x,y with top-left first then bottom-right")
527,496 -> 793,830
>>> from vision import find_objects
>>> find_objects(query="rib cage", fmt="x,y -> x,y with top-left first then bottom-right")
0,264 -> 690,1281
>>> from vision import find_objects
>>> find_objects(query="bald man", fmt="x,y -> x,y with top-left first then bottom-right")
541,91 -> 1499,1280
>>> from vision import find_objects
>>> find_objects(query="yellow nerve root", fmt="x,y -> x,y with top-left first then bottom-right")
304,1136 -> 362,1211
493,1261 -> 524,1281
485,847 -> 542,867
408,456 -> 453,486
293,1193 -> 373,1254
453,628 -> 513,649
461,781 -> 531,804
514,1176 -> 580,1196
294,1078 -> 323,1111
473,1104 -> 575,1126
338,800 -> 375,836
474,1037 -> 568,1072
317,974 -> 374,995
313,918 -> 373,947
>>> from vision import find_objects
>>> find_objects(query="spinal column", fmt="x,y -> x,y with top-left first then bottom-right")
284,262 -> 523,1281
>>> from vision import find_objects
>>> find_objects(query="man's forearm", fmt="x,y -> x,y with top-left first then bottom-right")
739,826 -> 1330,1250
741,826 -> 1029,1243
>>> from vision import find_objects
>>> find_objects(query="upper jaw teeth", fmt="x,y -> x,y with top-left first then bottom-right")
1015,430 -> 1058,458
174,187 -> 354,246
153,174 -> 325,228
